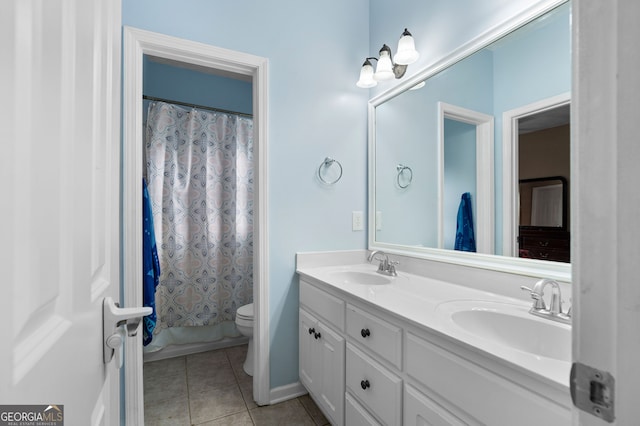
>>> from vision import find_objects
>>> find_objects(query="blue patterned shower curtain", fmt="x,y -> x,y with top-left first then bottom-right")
145,101 -> 253,335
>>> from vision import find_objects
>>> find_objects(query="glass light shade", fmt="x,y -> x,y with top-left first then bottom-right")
395,30 -> 419,65
356,61 -> 377,88
374,50 -> 394,81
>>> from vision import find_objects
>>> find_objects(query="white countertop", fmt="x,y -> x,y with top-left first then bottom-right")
296,262 -> 571,389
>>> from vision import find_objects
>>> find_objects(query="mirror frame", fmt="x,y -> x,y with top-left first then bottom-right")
367,0 -> 571,282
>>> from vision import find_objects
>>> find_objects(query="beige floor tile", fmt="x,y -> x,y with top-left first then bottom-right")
189,384 -> 247,424
234,365 -> 253,387
188,365 -> 238,393
249,399 -> 315,426
188,349 -> 231,369
144,356 -> 186,379
298,394 -> 330,426
238,378 -> 257,410
144,371 -> 188,404
226,346 -> 248,373
144,395 -> 190,426
195,410 -> 254,426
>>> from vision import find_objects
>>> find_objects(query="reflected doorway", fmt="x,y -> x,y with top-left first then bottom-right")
502,93 -> 570,260
517,104 -> 570,262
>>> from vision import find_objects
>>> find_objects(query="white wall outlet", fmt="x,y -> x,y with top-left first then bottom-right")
376,211 -> 382,231
352,211 -> 364,231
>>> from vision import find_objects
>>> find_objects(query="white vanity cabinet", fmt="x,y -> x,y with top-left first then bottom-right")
298,276 -> 572,426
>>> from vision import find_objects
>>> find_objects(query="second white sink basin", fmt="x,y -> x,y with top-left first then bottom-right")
436,300 -> 570,362
328,270 -> 392,285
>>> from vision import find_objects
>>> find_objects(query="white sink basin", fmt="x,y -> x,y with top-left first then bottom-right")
436,300 -> 570,361
328,270 -> 392,285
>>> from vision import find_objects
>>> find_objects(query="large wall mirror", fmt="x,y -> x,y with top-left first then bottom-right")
368,0 -> 571,280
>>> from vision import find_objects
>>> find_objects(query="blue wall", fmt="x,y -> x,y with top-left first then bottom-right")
124,0 -> 569,393
124,0 -> 370,389
143,57 -> 253,115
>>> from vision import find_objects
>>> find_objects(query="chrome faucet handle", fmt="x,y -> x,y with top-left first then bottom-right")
520,286 -> 546,310
387,260 -> 399,276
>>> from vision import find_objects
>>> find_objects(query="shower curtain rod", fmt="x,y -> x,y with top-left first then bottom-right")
143,95 -> 253,118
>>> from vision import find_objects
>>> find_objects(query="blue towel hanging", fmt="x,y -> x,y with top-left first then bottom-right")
454,192 -> 476,252
143,178 -> 161,346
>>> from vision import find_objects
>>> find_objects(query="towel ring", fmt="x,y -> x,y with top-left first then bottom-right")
396,164 -> 413,188
318,157 -> 343,185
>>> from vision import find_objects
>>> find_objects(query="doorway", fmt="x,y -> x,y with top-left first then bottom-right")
122,27 -> 270,424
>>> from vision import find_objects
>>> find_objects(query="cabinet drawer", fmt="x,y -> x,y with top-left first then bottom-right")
404,384 -> 466,426
346,304 -> 402,369
345,392 -> 382,426
346,343 -> 402,426
405,332 -> 571,426
300,280 -> 345,332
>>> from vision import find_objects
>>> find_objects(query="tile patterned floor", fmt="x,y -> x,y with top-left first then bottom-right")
143,345 -> 330,425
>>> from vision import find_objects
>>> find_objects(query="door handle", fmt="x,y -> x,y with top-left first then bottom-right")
103,297 -> 152,366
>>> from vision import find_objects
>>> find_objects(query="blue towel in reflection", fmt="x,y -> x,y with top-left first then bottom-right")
454,192 -> 476,252
143,179 -> 161,346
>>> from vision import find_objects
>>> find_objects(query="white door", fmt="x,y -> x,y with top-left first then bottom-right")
0,1 -> 122,425
573,0 -> 640,425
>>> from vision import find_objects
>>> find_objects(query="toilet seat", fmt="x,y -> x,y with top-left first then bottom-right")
236,303 -> 254,320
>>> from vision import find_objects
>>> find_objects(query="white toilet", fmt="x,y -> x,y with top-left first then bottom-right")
235,303 -> 254,376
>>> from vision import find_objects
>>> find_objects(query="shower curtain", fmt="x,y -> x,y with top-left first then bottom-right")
144,101 -> 253,350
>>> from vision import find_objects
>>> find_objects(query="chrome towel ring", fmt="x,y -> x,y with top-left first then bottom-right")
396,164 -> 413,188
318,157 -> 343,185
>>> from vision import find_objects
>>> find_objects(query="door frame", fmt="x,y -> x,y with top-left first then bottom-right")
122,27 -> 270,424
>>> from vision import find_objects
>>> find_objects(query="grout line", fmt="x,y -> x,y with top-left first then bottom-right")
181,355 -> 196,425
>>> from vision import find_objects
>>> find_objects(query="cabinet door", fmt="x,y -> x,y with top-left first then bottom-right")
346,392 -> 382,426
404,384 -> 467,426
299,309 -> 321,393
317,322 -> 345,426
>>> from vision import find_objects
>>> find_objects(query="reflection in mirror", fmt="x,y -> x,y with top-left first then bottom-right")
518,177 -> 570,263
438,102 -> 494,254
515,103 -> 570,263
369,0 -> 571,278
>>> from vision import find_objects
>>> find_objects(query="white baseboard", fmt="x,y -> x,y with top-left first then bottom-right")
269,381 -> 308,405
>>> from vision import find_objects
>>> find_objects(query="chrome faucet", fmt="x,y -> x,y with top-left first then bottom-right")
367,250 -> 398,277
521,278 -> 571,324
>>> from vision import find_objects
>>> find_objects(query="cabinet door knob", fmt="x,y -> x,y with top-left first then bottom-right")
308,327 -> 315,335
360,328 -> 371,338
360,379 -> 370,390
314,332 -> 321,339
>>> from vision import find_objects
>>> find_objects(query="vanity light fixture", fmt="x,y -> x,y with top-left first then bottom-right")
356,28 -> 420,88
